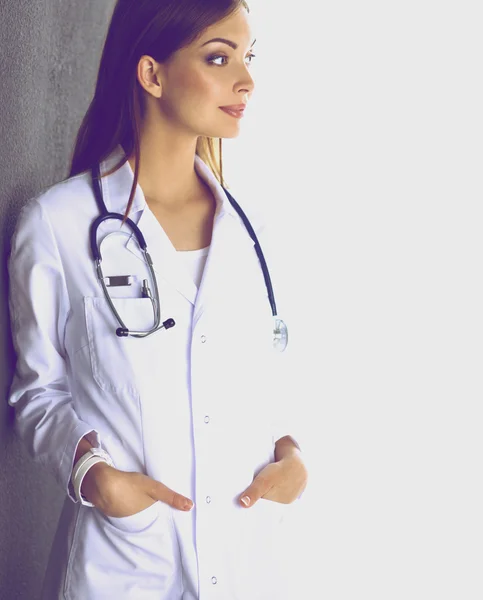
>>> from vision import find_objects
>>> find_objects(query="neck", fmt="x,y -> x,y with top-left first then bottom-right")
127,116 -> 203,212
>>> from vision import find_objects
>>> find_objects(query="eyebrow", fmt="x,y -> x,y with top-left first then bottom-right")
201,37 -> 256,50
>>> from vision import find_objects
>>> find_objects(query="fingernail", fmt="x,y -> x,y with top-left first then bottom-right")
241,496 -> 250,507
184,501 -> 194,510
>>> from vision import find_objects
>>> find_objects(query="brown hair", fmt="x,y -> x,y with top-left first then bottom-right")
68,0 -> 250,220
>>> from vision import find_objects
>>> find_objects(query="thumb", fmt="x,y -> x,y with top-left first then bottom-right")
239,472 -> 273,508
146,477 -> 194,512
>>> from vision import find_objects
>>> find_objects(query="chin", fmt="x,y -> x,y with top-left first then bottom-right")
220,130 -> 241,139
202,125 -> 242,140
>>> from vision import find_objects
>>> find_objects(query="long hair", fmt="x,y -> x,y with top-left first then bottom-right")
68,0 -> 250,219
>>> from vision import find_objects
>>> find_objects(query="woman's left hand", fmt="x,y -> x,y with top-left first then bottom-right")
239,438 -> 308,507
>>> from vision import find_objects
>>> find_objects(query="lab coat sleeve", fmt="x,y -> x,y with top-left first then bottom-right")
8,198 -> 101,503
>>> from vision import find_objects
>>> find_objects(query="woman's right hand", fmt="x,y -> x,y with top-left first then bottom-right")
81,461 -> 194,518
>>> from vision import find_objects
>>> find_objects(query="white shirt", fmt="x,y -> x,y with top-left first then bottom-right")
8,144 -> 298,600
177,246 -> 210,290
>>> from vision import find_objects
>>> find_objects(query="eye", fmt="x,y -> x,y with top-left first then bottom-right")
246,53 -> 256,65
207,53 -> 256,67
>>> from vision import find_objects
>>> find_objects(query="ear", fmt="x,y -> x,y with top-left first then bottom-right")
136,55 -> 163,99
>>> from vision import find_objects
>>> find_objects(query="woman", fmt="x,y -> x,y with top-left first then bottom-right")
8,1 -> 307,598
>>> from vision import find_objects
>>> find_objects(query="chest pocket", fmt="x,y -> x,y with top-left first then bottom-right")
84,296 -> 166,393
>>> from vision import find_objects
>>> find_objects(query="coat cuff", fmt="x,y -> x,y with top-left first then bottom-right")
61,426 -> 101,503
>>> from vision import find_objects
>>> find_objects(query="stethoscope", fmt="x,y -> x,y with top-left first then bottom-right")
90,163 -> 289,351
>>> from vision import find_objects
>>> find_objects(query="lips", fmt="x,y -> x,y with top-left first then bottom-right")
220,104 -> 246,111
220,106 -> 245,118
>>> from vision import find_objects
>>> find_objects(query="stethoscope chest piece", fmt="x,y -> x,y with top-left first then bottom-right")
273,318 -> 288,352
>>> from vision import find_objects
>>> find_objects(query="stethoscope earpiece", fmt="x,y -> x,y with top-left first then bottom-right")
163,318 -> 176,330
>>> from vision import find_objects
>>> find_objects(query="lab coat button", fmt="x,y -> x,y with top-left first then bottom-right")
206,496 -> 211,504
204,415 -> 210,424
211,576 -> 217,585
200,335 -> 207,343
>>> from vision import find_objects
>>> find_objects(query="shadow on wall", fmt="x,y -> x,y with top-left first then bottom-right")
2,193 -> 20,435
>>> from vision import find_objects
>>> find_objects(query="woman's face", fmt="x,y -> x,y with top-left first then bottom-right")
142,6 -> 256,139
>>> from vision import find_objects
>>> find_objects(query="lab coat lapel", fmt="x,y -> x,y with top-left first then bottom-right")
125,206 -> 199,307
193,210 -> 255,323
98,147 -> 197,305
99,144 -> 253,309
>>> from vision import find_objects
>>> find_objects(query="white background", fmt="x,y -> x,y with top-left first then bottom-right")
224,1 -> 482,598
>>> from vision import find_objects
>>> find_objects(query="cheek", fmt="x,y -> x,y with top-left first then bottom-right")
173,68 -> 223,111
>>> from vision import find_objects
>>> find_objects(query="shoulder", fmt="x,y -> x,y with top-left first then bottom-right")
237,193 -> 284,254
229,186 -> 289,288
227,186 -> 272,238
14,170 -> 96,233
32,170 -> 95,216
10,170 -> 99,266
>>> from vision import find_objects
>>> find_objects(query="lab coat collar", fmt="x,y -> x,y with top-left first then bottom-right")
98,144 -> 240,221
98,145 -> 255,309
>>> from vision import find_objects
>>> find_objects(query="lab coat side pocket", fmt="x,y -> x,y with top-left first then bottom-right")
103,499 -> 161,533
257,496 -> 287,527
227,498 -> 287,600
64,501 -> 180,599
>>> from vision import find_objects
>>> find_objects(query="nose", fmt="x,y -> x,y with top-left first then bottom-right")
236,63 -> 255,97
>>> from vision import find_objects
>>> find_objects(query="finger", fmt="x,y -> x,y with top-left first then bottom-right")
239,474 -> 273,508
146,478 -> 194,511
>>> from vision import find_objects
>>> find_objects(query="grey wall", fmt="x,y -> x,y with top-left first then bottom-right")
0,2 -> 116,597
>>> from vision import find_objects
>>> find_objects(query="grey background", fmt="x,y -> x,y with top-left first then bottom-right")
0,2 -> 116,597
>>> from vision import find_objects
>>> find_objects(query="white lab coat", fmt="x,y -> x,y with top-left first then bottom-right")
8,145 -> 297,600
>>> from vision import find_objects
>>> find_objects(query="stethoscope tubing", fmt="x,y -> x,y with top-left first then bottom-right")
221,188 -> 277,318
89,162 -> 287,348
91,163 -> 277,317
